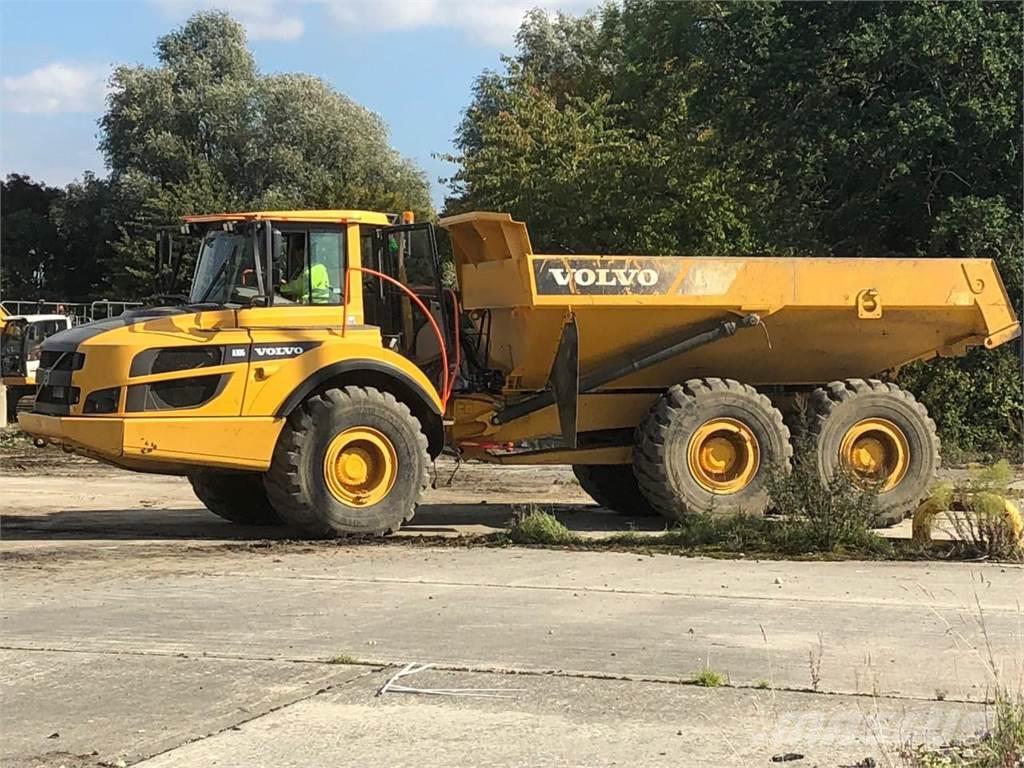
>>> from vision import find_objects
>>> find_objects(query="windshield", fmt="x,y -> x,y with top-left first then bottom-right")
189,231 -> 261,305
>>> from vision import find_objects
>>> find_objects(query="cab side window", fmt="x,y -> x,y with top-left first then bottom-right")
277,229 -> 344,305
309,231 -> 344,305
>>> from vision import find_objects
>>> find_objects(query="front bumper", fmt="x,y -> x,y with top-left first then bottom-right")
18,413 -> 283,473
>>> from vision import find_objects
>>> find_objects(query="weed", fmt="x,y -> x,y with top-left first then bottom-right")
903,692 -> 1023,767
767,439 -> 885,552
693,667 -> 725,688
506,508 -> 575,546
807,634 -> 824,693
754,679 -> 771,690
325,654 -> 359,665
904,595 -> 1024,767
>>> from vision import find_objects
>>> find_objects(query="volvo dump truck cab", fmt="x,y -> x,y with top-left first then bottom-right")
20,210 -> 452,535
19,209 -> 1021,535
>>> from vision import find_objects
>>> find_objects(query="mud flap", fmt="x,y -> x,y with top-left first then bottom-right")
549,316 -> 580,449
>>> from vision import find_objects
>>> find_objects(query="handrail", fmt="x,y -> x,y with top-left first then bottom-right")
342,266 -> 450,411
442,288 -> 461,403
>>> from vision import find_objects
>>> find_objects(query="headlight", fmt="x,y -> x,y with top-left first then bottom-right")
84,387 -> 121,414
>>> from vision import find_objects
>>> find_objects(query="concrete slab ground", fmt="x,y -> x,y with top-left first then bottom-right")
2,456 -> 1022,766
139,668 -> 989,768
2,542 -> 1022,766
1,651 -> 368,768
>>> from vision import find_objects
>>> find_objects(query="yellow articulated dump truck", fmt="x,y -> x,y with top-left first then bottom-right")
18,210 -> 1020,535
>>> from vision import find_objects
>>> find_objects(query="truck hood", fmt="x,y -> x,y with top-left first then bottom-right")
40,305 -> 217,352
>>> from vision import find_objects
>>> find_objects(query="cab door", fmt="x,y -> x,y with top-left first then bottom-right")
360,223 -> 452,394
238,223 -> 356,416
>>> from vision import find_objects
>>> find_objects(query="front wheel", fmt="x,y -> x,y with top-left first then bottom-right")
263,386 -> 429,537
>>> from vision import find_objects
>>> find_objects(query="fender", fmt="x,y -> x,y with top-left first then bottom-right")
277,359 -> 445,455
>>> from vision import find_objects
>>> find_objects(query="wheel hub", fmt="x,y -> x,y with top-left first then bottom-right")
687,418 -> 760,494
323,427 -> 398,507
839,418 -> 909,490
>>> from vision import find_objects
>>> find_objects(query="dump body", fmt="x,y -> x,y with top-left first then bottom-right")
441,212 -> 1020,461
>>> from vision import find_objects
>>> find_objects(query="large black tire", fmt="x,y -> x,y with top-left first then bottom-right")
263,386 -> 429,537
573,464 -> 658,516
188,470 -> 282,525
808,379 -> 939,527
634,378 -> 792,521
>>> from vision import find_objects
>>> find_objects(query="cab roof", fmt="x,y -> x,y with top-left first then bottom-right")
182,209 -> 392,226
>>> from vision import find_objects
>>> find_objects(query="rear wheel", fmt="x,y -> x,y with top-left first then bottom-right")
808,379 -> 939,527
263,386 -> 429,537
572,464 -> 658,516
188,470 -> 282,525
634,378 -> 792,521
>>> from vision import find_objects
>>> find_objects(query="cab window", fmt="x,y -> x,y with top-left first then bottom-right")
277,229 -> 345,305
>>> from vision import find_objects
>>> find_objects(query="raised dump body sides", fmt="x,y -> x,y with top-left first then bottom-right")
440,212 -> 1020,391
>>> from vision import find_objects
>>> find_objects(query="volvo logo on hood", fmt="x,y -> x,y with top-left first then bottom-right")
251,342 -> 320,360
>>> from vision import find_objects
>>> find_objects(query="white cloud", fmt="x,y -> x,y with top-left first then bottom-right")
1,62 -> 110,115
321,0 -> 593,46
151,0 -> 593,47
152,0 -> 305,42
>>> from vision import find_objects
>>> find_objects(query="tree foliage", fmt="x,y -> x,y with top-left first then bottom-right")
99,11 -> 431,294
447,0 -> 1023,454
1,11 -> 432,300
1,175 -> 63,299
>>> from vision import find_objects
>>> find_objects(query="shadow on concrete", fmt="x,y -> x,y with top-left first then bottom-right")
0,503 -> 668,541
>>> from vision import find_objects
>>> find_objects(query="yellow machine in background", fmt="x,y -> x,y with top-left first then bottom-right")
18,209 -> 1021,535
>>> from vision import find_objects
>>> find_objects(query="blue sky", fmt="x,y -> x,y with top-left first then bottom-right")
0,0 -> 590,207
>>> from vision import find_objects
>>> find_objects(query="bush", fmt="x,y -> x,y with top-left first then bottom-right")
507,509 -> 575,545
766,444 -> 886,554
899,346 -> 1024,461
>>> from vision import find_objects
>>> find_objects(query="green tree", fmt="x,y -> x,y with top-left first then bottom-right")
0,174 -> 63,300
100,11 -> 432,295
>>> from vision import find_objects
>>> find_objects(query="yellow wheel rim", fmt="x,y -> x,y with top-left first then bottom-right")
839,418 -> 909,491
687,418 -> 760,494
323,427 -> 398,507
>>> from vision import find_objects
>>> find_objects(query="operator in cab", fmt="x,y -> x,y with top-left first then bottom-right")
279,237 -> 331,304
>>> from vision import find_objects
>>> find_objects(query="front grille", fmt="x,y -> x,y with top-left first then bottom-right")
39,351 -> 85,371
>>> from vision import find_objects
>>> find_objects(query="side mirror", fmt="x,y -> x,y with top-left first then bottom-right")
272,229 -> 283,262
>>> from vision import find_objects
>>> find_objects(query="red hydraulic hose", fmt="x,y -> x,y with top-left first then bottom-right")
342,266 -> 450,411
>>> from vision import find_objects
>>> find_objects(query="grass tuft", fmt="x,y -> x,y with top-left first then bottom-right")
693,667 -> 725,688
325,654 -> 359,665
506,508 -> 575,545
